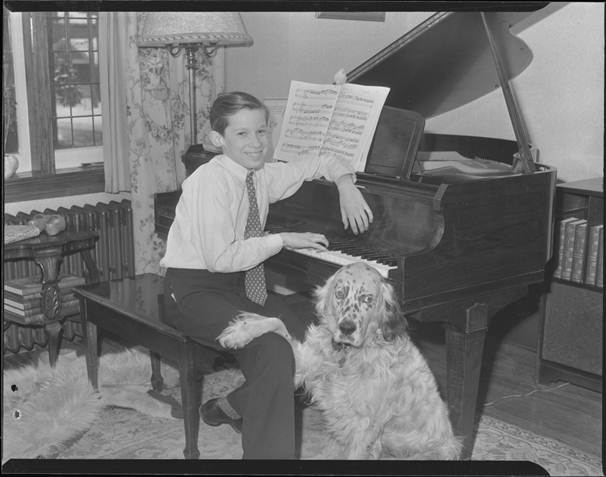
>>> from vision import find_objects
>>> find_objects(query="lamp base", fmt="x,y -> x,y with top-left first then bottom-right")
182,144 -> 221,177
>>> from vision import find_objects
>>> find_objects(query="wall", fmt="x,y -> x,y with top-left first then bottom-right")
225,11 -> 433,100
226,4 -> 603,183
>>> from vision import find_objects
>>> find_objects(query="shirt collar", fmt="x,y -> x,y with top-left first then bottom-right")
216,154 -> 260,183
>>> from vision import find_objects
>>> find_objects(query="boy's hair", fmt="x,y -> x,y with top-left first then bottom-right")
210,92 -> 269,135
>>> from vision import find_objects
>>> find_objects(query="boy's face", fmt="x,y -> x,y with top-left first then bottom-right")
213,108 -> 269,170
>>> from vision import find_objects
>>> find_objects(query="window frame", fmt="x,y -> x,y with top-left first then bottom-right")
4,11 -> 104,203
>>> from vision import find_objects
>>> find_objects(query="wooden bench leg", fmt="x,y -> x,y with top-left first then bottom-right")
83,320 -> 100,391
150,351 -> 164,391
178,340 -> 204,459
444,302 -> 488,460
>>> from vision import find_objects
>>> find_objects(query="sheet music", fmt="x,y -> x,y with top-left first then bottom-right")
274,80 -> 389,171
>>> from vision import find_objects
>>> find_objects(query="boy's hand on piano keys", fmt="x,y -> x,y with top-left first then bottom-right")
279,232 -> 329,251
336,176 -> 374,235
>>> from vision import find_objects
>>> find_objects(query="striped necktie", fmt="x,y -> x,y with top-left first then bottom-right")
244,170 -> 268,306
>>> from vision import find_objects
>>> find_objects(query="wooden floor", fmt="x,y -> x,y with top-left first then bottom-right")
412,323 -> 603,458
4,323 -> 602,458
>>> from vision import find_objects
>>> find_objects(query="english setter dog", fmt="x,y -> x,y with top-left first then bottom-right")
218,262 -> 461,460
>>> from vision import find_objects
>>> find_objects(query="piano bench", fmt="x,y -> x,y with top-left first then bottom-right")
154,292 -> 237,377
73,274 -> 238,459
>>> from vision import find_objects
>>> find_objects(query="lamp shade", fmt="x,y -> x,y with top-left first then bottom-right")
138,12 -> 253,47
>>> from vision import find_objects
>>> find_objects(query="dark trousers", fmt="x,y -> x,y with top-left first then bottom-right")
164,267 -> 312,459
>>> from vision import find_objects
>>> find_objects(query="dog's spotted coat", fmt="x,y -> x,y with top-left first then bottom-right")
219,262 -> 462,459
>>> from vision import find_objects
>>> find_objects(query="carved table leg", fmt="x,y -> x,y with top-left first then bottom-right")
178,340 -> 204,459
444,302 -> 488,460
44,321 -> 64,367
32,251 -> 67,367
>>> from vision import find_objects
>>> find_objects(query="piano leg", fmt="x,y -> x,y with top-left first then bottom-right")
444,302 -> 488,460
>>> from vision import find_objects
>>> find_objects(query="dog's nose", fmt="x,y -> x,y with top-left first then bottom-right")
339,320 -> 356,336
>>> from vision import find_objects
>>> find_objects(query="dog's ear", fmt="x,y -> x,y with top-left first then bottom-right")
314,273 -> 336,320
378,280 -> 407,341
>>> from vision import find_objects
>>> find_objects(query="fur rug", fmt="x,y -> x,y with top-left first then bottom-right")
2,348 -> 603,476
2,347 -> 243,462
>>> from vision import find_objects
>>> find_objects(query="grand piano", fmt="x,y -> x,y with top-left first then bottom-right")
155,10 -> 557,459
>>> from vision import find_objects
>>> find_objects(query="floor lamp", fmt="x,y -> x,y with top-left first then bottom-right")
137,12 -> 253,174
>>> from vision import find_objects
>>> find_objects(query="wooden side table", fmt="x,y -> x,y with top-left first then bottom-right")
3,230 -> 100,366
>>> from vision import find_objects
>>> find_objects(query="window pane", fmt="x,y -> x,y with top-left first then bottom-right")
74,84 -> 92,114
56,118 -> 74,148
93,116 -> 103,146
72,116 -> 94,147
91,84 -> 101,115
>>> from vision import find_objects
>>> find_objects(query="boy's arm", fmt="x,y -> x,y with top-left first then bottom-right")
335,173 -> 373,235
266,154 -> 373,234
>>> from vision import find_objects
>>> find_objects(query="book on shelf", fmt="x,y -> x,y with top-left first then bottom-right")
274,80 -> 390,172
570,221 -> 589,283
3,287 -> 74,306
553,217 -> 580,278
584,224 -> 603,286
3,297 -> 79,318
3,274 -> 85,296
560,218 -> 585,280
4,292 -> 76,310
597,233 -> 604,287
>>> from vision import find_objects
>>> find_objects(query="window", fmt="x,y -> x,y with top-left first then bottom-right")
4,11 -> 104,202
49,12 -> 103,154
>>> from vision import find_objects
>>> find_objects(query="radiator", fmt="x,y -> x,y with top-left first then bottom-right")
3,199 -> 135,354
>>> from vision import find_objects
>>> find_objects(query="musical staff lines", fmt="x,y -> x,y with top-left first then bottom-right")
274,80 -> 390,171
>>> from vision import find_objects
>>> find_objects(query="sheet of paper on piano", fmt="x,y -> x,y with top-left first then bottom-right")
274,80 -> 390,171
414,150 -> 516,177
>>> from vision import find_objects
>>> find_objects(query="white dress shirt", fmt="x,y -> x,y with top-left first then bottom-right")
160,154 -> 354,272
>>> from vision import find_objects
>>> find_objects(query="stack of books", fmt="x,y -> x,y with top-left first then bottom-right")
553,217 -> 603,287
3,274 -> 85,325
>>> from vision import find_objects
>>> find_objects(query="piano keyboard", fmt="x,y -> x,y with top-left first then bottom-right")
293,246 -> 398,278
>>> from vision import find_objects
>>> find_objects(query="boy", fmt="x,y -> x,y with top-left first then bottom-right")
161,91 -> 372,458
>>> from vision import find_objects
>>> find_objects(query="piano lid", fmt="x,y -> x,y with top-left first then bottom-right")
348,11 -> 536,118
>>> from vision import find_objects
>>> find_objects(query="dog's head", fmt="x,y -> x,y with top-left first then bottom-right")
314,262 -> 407,348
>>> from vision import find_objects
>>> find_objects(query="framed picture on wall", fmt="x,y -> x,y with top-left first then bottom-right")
315,12 -> 386,22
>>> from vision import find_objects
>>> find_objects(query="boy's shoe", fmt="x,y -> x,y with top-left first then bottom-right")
200,398 -> 242,434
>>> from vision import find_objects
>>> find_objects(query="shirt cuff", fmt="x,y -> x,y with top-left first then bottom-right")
325,156 -> 357,184
265,233 -> 283,254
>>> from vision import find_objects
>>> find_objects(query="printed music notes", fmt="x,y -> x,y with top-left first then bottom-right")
274,80 -> 390,171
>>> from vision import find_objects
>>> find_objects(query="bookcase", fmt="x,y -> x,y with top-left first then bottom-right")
537,177 -> 603,392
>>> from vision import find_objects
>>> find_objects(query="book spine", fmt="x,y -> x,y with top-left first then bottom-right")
3,288 -> 75,302
561,219 -> 583,281
584,225 -> 602,285
4,298 -> 79,317
4,276 -> 85,296
553,218 -> 573,278
571,222 -> 588,282
596,227 -> 604,288
4,292 -> 76,310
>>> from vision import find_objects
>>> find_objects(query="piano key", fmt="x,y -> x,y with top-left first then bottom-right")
293,248 -> 396,278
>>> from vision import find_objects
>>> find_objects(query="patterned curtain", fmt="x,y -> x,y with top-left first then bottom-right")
123,13 -> 224,274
